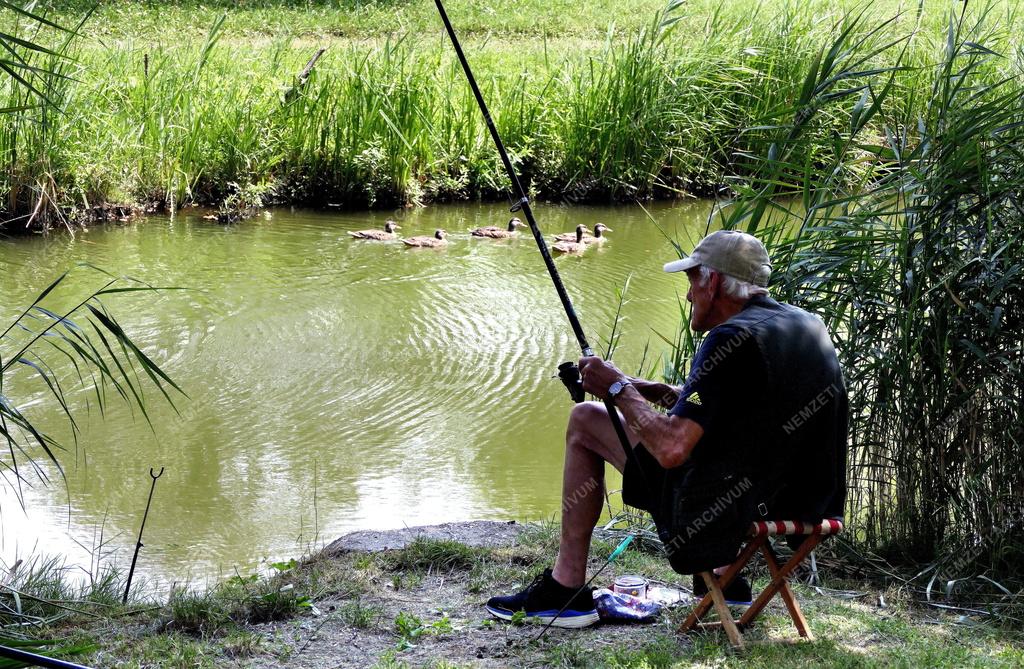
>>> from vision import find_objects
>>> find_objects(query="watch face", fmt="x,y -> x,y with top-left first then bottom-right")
610,381 -> 624,396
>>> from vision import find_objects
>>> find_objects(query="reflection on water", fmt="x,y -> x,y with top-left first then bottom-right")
0,201 -> 709,582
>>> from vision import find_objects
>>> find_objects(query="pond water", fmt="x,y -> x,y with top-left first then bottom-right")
0,200 -> 711,584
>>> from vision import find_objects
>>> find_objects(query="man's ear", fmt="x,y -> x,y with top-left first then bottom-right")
708,270 -> 723,298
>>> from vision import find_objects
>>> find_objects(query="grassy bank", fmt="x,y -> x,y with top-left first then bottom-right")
5,523 -> 1023,668
2,0 -> 1021,229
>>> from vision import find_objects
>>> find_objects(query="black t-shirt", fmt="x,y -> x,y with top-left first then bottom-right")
668,296 -> 847,522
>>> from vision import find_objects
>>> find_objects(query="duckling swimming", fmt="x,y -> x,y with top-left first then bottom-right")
472,217 -> 526,239
552,227 -> 588,254
349,220 -> 400,240
402,229 -> 448,248
581,223 -> 613,244
553,224 -> 590,242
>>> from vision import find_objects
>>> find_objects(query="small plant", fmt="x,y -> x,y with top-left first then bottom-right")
167,566 -> 315,635
167,587 -> 230,636
339,601 -> 384,629
353,554 -> 375,571
269,559 -> 298,573
222,630 -> 263,659
389,572 -> 424,591
373,650 -> 411,669
225,574 -> 313,624
379,538 -> 483,573
393,610 -> 453,651
430,614 -> 453,635
603,634 -> 681,668
544,637 -> 588,668
212,180 -> 274,223
394,610 -> 426,650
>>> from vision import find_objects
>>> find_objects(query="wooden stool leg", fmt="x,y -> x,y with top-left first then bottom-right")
679,536 -> 765,633
761,544 -> 813,639
702,572 -> 745,649
739,534 -> 823,630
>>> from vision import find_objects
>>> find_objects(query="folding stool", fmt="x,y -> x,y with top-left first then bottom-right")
679,518 -> 844,648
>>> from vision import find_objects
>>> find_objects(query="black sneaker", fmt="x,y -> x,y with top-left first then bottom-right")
692,574 -> 753,606
485,569 -> 599,628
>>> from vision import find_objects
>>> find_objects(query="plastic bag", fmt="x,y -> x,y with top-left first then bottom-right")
593,588 -> 662,622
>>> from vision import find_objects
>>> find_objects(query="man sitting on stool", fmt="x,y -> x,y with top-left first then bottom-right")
486,230 -> 848,628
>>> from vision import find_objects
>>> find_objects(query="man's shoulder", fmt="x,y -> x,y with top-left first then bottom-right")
700,323 -> 758,358
728,296 -> 828,336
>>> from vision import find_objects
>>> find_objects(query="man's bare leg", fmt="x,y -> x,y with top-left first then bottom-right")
551,401 -> 638,588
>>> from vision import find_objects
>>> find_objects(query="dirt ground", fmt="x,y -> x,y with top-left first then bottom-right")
95,521 -> 1020,668
244,521 -> 695,668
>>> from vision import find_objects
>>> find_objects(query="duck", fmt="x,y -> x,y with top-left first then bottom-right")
553,227 -> 588,254
581,223 -> 613,244
402,229 -> 448,248
553,224 -> 590,242
348,220 -> 400,240
472,217 -> 526,239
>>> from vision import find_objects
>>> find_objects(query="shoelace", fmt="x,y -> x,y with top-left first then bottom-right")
522,571 -> 547,598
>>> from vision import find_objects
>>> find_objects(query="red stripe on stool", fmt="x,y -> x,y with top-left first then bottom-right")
750,518 -> 845,536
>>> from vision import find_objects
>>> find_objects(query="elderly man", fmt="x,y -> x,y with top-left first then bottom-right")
486,230 -> 848,628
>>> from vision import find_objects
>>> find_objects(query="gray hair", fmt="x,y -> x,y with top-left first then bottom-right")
695,265 -> 769,300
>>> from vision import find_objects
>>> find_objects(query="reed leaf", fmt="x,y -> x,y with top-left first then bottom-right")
0,266 -> 182,509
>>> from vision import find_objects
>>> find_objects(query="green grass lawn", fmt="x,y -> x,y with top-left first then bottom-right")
38,0 -> 1016,42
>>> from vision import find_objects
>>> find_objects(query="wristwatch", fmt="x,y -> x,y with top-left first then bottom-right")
608,379 -> 632,399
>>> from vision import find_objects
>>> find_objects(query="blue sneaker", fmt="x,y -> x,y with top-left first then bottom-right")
486,569 -> 599,628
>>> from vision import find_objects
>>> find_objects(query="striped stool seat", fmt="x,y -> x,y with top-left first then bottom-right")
749,518 -> 844,537
681,517 -> 845,649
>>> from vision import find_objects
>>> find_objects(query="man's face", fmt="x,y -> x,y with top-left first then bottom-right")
685,266 -> 716,332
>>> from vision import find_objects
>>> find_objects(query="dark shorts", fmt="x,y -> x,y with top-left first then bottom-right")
621,444 -> 667,515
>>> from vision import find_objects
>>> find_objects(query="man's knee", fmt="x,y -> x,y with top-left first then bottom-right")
567,401 -> 607,439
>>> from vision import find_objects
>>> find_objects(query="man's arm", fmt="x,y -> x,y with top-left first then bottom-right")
627,378 -> 680,410
579,357 -> 701,468
613,385 -> 702,468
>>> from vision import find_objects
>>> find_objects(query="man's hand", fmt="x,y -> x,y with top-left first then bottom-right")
578,356 -> 628,399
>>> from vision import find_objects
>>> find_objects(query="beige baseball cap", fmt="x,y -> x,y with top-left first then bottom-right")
663,230 -> 772,287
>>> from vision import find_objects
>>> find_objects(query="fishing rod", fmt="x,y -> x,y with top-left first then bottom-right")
433,0 -> 644,474
434,0 -> 652,632
0,645 -> 92,669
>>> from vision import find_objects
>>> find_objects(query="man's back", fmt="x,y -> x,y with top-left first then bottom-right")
659,294 -> 847,573
723,295 -> 848,520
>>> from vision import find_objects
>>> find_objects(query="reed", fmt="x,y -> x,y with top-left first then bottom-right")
0,3 -> 91,231
0,267 -> 182,509
674,0 -> 1024,590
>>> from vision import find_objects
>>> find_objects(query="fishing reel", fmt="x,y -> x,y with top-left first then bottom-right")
557,361 -> 585,403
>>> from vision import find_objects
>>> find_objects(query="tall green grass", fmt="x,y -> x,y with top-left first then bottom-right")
3,0 -> 1022,228
0,4 -> 91,230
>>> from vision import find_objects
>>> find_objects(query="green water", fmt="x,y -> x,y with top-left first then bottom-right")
0,201 -> 710,582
